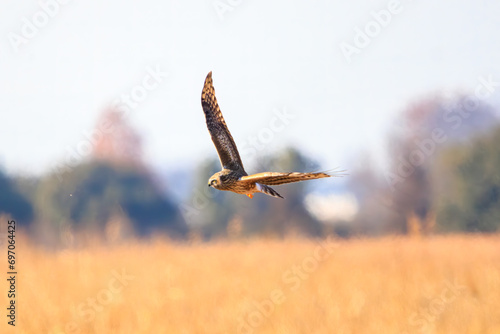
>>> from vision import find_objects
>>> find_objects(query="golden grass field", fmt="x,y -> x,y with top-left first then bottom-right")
1,234 -> 500,334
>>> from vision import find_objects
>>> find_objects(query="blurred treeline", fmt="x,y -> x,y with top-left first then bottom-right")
1,92 -> 500,245
350,93 -> 500,235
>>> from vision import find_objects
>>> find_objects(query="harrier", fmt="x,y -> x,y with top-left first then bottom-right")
201,71 -> 342,199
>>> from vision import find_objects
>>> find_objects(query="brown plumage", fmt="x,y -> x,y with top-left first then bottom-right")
201,72 -> 244,173
201,71 -> 343,199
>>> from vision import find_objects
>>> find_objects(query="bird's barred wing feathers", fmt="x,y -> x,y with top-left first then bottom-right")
240,171 -> 338,186
201,71 -> 245,172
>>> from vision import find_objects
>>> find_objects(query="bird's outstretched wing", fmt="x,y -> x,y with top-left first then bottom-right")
201,71 -> 245,172
240,171 -> 338,185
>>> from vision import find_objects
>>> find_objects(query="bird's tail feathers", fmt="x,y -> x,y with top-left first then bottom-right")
312,167 -> 348,177
257,183 -> 284,199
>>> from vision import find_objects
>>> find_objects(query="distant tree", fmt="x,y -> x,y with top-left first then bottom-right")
180,158 -> 234,238
0,171 -> 34,225
348,154 -> 397,235
35,161 -> 187,238
92,108 -> 143,165
433,125 -> 500,232
385,95 -> 498,233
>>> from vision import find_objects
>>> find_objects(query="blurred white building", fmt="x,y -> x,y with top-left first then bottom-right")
305,193 -> 359,224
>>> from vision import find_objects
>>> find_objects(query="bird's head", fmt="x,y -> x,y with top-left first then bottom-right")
208,172 -> 222,189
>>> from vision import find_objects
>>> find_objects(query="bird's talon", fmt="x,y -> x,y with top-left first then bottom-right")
247,194 -> 253,199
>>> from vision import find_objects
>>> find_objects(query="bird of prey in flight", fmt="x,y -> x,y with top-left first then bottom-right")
201,71 -> 342,199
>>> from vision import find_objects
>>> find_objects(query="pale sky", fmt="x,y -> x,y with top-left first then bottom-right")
1,0 -> 500,177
